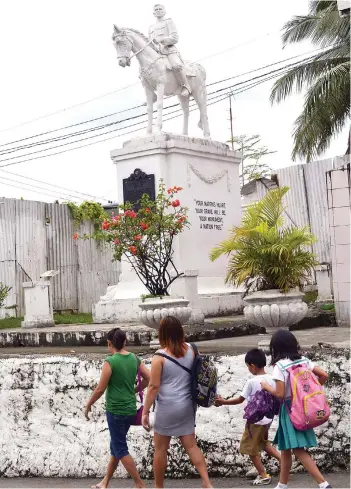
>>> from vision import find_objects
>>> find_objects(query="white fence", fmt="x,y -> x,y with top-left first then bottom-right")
0,198 -> 120,315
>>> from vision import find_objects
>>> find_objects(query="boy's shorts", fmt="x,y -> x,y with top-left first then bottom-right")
240,423 -> 271,456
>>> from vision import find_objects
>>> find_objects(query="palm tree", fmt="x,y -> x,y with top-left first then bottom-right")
271,0 -> 350,162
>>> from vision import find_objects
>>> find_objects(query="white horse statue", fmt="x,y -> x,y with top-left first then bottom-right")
112,25 -> 211,138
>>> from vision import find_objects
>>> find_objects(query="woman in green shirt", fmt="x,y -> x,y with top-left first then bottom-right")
85,328 -> 150,489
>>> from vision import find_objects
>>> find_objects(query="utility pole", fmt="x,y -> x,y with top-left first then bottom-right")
228,93 -> 234,151
241,139 -> 244,187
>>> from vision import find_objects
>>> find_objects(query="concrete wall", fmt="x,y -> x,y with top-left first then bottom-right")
327,164 -> 351,327
0,198 -> 120,314
0,347 -> 349,478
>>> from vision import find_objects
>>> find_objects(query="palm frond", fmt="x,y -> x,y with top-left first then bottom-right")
210,188 -> 318,293
292,62 -> 350,160
282,2 -> 349,47
270,56 -> 348,104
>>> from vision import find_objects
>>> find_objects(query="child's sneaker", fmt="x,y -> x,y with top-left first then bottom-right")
253,474 -> 272,485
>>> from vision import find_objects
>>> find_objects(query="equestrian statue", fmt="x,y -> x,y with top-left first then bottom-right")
112,4 -> 210,138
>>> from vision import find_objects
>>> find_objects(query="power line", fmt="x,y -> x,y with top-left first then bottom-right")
0,168 -> 112,202
0,50 -> 321,162
0,175 -> 89,201
0,82 -> 140,135
0,45 -> 326,150
206,47 -> 326,88
0,178 -> 82,201
0,30 -> 280,135
0,71 -> 282,171
0,54 -> 317,163
0,103 -> 146,149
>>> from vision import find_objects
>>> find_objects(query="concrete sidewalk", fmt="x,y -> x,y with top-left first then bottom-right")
0,326 -> 348,357
0,472 -> 349,488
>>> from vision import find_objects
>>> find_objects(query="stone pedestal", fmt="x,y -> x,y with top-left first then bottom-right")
93,133 -> 243,324
21,281 -> 55,329
170,270 -> 205,324
316,264 -> 333,302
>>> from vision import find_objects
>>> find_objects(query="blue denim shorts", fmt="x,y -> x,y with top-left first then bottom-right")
106,411 -> 135,459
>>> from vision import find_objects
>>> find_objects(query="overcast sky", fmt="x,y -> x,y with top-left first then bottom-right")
0,0 -> 348,204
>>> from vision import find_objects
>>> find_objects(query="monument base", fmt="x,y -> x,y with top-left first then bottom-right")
93,291 -> 243,324
93,133 -> 243,324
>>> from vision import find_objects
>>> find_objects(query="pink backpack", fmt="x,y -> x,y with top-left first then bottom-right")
278,359 -> 330,431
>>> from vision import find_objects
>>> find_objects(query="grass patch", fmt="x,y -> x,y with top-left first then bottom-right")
0,317 -> 22,329
0,312 -> 93,330
303,290 -> 318,304
320,303 -> 335,311
54,312 -> 93,324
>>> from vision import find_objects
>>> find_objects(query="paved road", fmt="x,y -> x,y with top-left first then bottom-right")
0,327 -> 348,357
0,473 -> 349,488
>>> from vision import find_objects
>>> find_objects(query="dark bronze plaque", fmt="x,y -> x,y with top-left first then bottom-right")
123,168 -> 155,210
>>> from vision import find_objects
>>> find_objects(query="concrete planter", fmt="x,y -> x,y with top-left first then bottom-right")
138,297 -> 192,330
243,289 -> 308,328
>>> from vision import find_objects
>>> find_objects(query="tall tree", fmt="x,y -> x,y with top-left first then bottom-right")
229,134 -> 275,186
271,0 -> 350,162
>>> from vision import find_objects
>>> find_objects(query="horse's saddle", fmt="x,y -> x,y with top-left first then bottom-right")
165,59 -> 196,77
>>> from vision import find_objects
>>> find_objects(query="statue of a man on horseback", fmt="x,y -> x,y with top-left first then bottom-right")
149,4 -> 191,97
112,4 -> 210,138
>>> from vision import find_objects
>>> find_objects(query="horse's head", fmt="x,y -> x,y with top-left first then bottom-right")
112,25 -> 133,67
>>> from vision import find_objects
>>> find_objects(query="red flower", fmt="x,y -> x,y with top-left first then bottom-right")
176,186 -> 183,191
140,222 -> 149,231
114,238 -> 120,245
102,220 -> 110,230
145,208 -> 151,214
171,199 -> 180,207
73,233 -> 79,240
134,235 -> 141,241
113,215 -> 121,222
125,210 -> 137,218
167,188 -> 173,194
129,245 -> 137,255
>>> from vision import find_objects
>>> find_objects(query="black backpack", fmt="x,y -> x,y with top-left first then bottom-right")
154,343 -> 217,408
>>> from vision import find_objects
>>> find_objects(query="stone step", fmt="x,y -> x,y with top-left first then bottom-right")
0,317 -> 265,349
0,308 -> 335,349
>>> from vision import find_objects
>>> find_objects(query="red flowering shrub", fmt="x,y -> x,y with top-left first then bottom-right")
99,181 -> 188,296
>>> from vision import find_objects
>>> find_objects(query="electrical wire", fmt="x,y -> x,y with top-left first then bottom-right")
0,72 -> 280,170
0,168 -> 112,202
0,47 -> 327,150
0,55 -> 316,163
0,178 -> 83,201
0,29 -> 281,135
0,175 -> 92,201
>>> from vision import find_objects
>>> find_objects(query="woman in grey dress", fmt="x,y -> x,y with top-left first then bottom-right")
142,316 -> 212,488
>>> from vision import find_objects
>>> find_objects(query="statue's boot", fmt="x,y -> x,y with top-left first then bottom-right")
175,69 -> 191,97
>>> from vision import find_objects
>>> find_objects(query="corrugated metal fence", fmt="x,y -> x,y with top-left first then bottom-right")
242,155 -> 350,265
0,198 -> 120,314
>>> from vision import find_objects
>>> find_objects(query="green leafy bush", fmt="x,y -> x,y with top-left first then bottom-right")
210,187 -> 318,295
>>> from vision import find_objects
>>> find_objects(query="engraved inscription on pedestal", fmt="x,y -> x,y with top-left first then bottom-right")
194,199 -> 227,231
123,168 -> 155,209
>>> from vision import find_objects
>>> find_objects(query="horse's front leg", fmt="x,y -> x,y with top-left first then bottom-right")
145,86 -> 155,135
179,95 -> 189,135
156,83 -> 164,133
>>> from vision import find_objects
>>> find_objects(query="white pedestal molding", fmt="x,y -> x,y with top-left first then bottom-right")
243,289 -> 308,328
21,281 -> 55,329
93,133 -> 243,323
